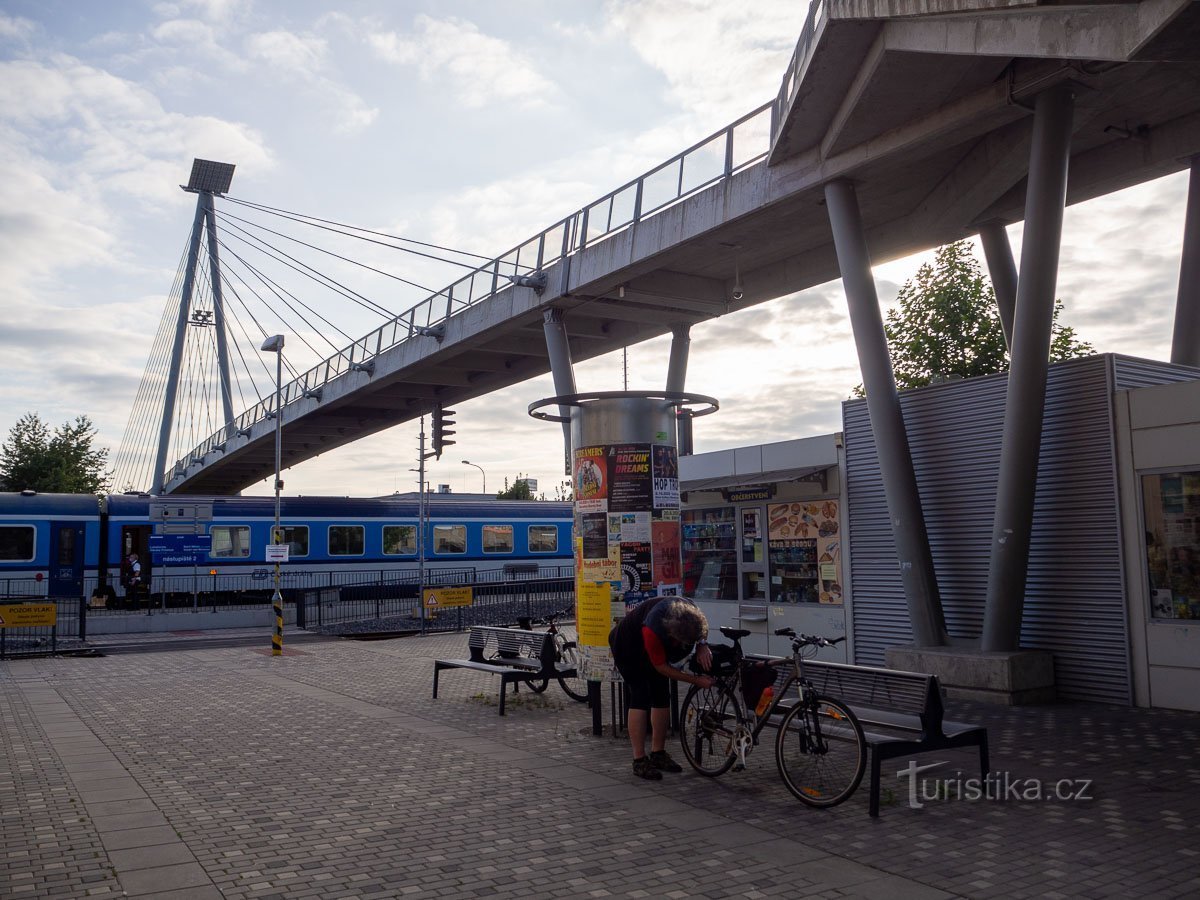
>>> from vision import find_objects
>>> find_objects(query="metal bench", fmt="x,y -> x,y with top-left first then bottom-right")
759,656 -> 989,816
502,562 -> 540,579
432,625 -> 557,715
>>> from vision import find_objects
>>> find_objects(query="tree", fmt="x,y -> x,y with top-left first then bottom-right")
854,240 -> 1093,395
0,413 -> 111,493
496,474 -> 540,501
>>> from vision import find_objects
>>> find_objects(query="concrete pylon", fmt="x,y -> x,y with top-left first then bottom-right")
824,179 -> 949,649
1171,158 -> 1200,367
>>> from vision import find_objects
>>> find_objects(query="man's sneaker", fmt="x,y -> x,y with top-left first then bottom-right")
632,757 -> 663,780
649,750 -> 684,773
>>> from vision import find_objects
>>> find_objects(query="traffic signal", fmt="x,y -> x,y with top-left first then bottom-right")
432,405 -> 456,459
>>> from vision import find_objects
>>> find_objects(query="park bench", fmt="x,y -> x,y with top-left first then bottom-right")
432,625 -> 557,716
761,657 -> 989,817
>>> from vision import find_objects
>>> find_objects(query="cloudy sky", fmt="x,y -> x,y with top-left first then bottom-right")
0,0 -> 1191,499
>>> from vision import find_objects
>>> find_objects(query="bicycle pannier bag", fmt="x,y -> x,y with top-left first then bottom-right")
690,642 -> 738,676
741,661 -> 776,708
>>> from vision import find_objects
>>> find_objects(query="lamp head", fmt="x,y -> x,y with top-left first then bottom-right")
260,334 -> 285,353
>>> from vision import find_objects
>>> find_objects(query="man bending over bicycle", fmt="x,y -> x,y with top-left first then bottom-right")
609,596 -> 715,780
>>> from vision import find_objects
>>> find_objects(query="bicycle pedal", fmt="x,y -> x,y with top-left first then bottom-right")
732,763 -> 745,773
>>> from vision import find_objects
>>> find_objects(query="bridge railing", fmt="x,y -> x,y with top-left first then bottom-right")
168,99 -> 775,486
770,0 -> 829,145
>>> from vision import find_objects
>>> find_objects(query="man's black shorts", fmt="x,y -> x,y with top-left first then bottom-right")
610,636 -> 671,711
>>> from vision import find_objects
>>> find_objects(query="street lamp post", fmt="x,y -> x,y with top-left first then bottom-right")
462,460 -> 486,494
261,334 -> 285,657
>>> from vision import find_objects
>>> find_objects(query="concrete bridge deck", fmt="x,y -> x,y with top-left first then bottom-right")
165,0 -> 1200,494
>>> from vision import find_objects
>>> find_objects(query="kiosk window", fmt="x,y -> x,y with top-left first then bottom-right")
211,526 -> 250,558
528,525 -> 558,553
329,525 -> 364,556
383,525 -> 416,555
1143,472 -> 1200,620
483,525 -> 513,554
433,525 -> 466,554
0,526 -> 34,561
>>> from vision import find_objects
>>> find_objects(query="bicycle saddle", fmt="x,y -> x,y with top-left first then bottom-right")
719,626 -> 752,640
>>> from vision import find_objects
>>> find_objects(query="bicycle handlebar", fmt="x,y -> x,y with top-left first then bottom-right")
773,627 -> 846,649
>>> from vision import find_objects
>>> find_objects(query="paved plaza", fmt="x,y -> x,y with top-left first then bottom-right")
2,630 -> 1199,899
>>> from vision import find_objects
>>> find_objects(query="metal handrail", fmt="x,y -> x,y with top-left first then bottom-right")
166,100 -> 776,486
771,0 -> 828,145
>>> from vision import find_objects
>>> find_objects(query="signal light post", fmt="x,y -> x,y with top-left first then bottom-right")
432,405 -> 456,459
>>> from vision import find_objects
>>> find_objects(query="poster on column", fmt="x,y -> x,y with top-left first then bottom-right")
574,447 -> 607,513
608,445 -> 652,512
620,542 -> 653,593
652,519 -> 682,585
652,444 -> 680,510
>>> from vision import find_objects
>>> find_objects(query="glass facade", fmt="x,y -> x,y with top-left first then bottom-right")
1143,471 -> 1200,620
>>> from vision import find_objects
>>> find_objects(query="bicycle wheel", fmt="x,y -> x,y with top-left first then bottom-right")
679,681 -> 745,777
774,696 -> 866,808
555,640 -> 589,702
526,675 -> 551,693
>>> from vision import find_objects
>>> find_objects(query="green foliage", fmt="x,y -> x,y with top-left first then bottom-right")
496,474 -> 536,500
853,240 -> 1093,397
0,413 -> 111,494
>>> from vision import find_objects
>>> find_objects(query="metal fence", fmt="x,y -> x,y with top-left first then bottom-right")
0,597 -> 85,659
299,574 -> 575,635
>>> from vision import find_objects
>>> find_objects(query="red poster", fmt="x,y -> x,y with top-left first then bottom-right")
574,447 -> 607,512
651,520 -> 682,585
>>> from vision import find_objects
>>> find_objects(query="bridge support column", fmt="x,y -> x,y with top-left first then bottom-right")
543,308 -> 577,475
152,193 -> 208,494
824,179 -> 948,649
1171,157 -> 1200,367
982,85 -> 1074,652
979,221 -> 1018,351
202,192 -> 236,427
666,325 -> 694,455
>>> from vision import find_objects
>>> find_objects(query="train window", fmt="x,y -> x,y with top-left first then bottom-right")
528,525 -> 559,553
282,526 -> 309,557
482,525 -> 513,554
433,524 -> 466,554
383,525 -> 416,555
57,528 -> 76,565
0,525 -> 35,561
329,525 -> 364,556
211,526 -> 251,558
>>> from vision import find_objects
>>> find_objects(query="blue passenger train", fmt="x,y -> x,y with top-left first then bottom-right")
0,492 -> 573,602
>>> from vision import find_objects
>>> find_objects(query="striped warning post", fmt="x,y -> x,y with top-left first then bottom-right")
271,561 -> 283,656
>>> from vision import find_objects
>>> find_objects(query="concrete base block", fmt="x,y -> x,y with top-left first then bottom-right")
884,645 -> 1056,706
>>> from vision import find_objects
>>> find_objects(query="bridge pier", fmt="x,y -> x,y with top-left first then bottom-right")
542,309 -> 577,475
1171,157 -> 1200,367
665,324 -> 693,455
982,85 -> 1075,652
979,221 -> 1018,351
824,179 -> 948,649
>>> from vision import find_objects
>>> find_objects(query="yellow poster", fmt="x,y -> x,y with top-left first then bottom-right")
0,604 -> 57,627
422,586 -> 473,609
576,581 -> 613,647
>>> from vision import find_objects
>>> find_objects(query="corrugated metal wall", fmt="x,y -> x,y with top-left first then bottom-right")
844,354 -> 1199,704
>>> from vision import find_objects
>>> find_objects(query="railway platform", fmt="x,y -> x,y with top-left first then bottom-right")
2,630 -> 1198,899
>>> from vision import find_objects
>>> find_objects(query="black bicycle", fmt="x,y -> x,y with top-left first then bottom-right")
679,626 -> 867,808
514,609 -> 589,702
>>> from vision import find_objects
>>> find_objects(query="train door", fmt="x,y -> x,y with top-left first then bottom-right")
121,525 -> 153,595
48,521 -> 85,598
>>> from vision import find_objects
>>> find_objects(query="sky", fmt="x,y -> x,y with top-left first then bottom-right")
0,0 -> 1192,499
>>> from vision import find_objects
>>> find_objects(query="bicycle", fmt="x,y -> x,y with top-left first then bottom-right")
513,609 -> 589,703
679,626 -> 867,808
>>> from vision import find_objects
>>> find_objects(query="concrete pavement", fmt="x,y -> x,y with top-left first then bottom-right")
2,631 -> 1198,898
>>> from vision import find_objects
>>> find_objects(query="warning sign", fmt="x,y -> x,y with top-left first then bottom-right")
422,586 -> 473,609
0,604 -> 57,628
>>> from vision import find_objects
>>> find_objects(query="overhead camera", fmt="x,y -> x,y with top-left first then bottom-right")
731,285 -> 744,301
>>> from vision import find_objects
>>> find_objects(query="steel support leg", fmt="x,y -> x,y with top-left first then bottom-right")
543,308 -> 577,475
824,180 -> 948,648
1171,158 -> 1200,367
979,221 -> 1018,352
666,324 -> 693,455
152,193 -> 207,494
982,86 -> 1074,652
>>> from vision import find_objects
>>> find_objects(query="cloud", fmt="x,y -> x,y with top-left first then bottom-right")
246,30 -> 327,72
0,12 -> 36,41
368,15 -> 558,110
